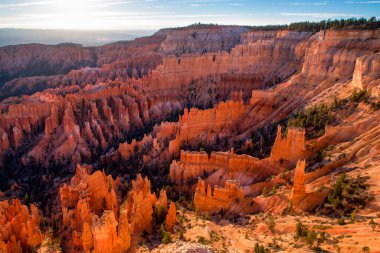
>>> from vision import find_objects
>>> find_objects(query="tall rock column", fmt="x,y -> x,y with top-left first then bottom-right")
290,160 -> 306,208
165,202 -> 177,231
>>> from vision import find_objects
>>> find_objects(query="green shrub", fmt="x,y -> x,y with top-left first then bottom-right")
350,210 -> 357,223
287,103 -> 336,140
162,232 -> 172,244
254,243 -> 266,253
268,215 -> 276,233
306,230 -> 317,248
322,173 -> 373,216
154,204 -> 168,224
295,220 -> 308,239
362,246 -> 370,253
312,225 -> 333,230
369,219 -> 377,231
351,89 -> 369,103
197,236 -> 210,245
262,187 -> 269,197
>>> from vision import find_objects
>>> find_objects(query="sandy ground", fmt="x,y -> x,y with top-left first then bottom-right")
135,207 -> 380,253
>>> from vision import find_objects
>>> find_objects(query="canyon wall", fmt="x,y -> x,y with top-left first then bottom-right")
1,28 -> 380,210
0,43 -> 96,87
160,26 -> 248,54
352,52 -> 380,96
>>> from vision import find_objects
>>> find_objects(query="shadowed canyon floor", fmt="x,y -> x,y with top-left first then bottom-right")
1,22 -> 380,252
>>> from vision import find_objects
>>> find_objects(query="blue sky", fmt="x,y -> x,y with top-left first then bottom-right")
0,0 -> 379,30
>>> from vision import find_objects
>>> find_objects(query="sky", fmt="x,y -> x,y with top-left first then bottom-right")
0,0 -> 379,30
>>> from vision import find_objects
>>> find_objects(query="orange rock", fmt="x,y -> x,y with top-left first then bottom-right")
91,211 -> 119,253
44,105 -> 59,135
59,168 -> 164,252
290,160 -> 306,207
165,202 -> 177,231
270,126 -> 306,166
82,222 -> 94,252
117,207 -> 131,252
0,199 -> 42,252
63,104 -> 80,135
12,126 -> 22,148
194,178 -> 245,214
0,132 -> 10,150
156,189 -> 168,209
59,165 -> 119,250
170,149 -> 280,191
123,174 -> 157,234
352,53 -> 380,96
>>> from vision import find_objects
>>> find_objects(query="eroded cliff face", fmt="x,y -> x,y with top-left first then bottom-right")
3,29 -> 379,174
352,52 -> 380,96
270,126 -> 306,166
160,26 -> 248,54
0,43 -> 96,87
194,178 -> 245,214
170,126 -> 306,192
189,107 -> 380,215
0,199 -> 42,253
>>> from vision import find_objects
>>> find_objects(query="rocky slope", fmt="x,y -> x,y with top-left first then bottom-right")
0,24 -> 380,252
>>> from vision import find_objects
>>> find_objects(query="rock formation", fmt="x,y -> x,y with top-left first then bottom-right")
290,160 -> 306,207
270,126 -> 306,166
160,25 -> 248,55
165,202 -> 177,232
352,52 -> 380,96
122,174 -> 157,234
0,199 -> 42,253
194,178 -> 245,214
59,166 -> 177,252
170,149 -> 281,192
59,164 -> 120,251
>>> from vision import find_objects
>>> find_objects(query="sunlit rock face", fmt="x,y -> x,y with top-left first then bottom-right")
194,178 -> 245,214
165,202 -> 177,231
352,52 -> 380,96
270,126 -> 306,166
0,199 -> 42,253
169,126 -> 306,193
59,164 -> 120,251
59,166 -> 177,252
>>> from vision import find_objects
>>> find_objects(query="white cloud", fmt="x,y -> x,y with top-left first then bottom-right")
345,1 -> 380,3
290,2 -> 328,5
280,12 -> 362,18
0,1 -> 58,8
